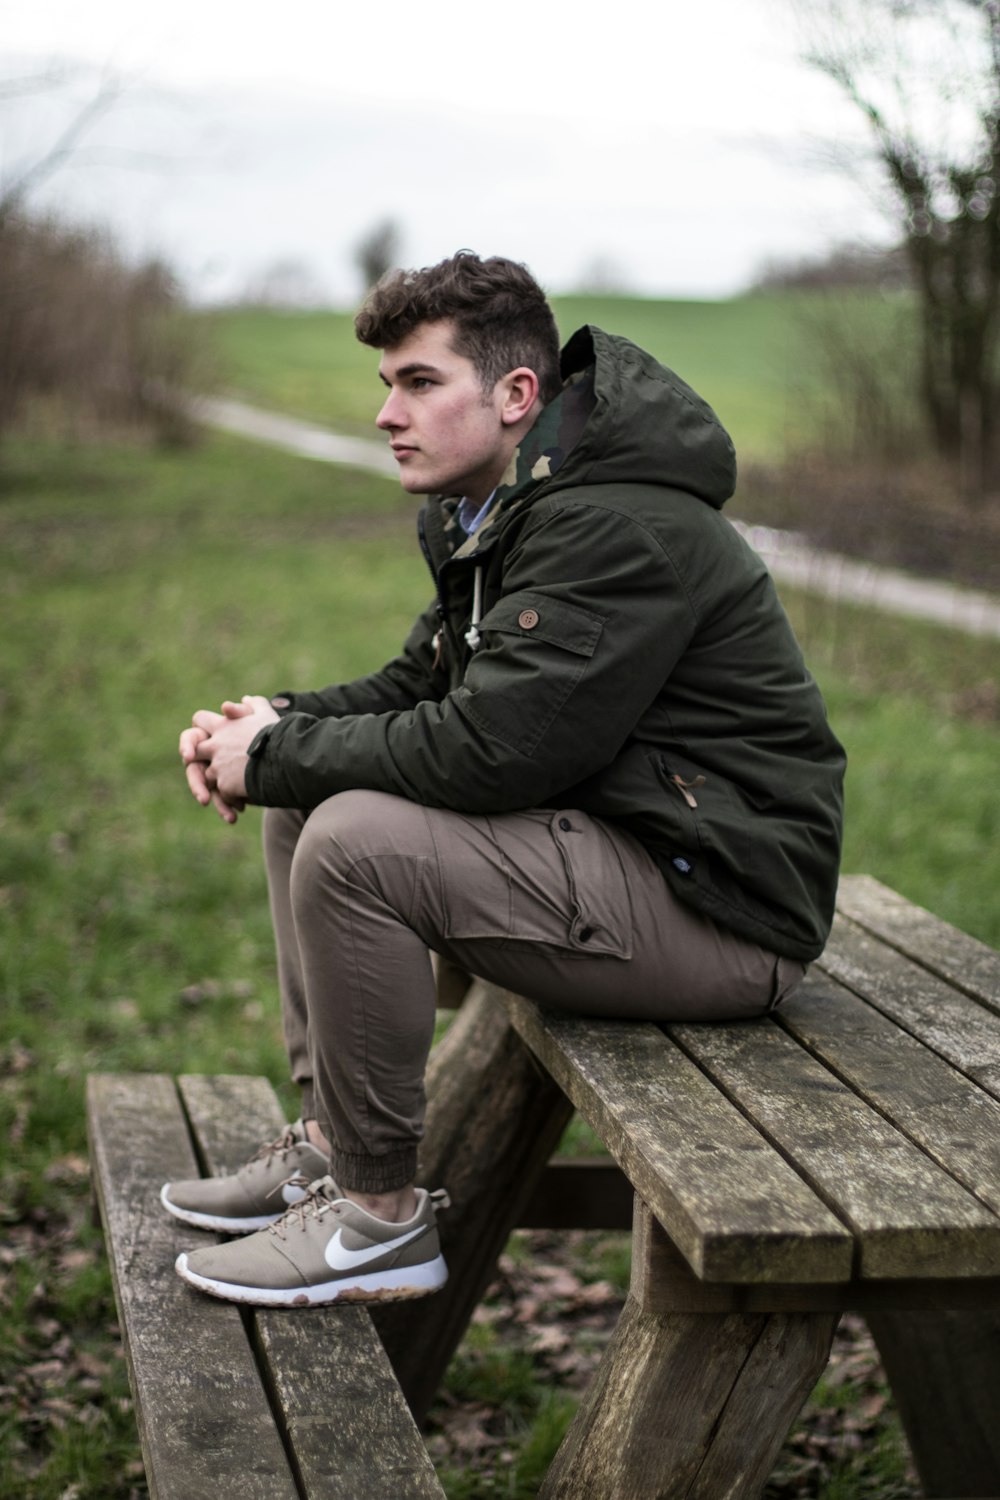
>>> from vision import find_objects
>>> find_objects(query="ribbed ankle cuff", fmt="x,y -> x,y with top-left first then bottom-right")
330,1146 -> 418,1194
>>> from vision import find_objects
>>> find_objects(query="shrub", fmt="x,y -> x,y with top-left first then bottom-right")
0,210 -> 203,450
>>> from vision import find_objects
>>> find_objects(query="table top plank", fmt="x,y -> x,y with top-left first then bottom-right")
820,919 -> 1000,1099
86,1074 -> 300,1500
668,1017 -> 1000,1279
502,992 -> 853,1284
779,971 -> 1000,1219
836,874 -> 1000,1012
177,1072 -> 288,1173
179,1075 -> 446,1500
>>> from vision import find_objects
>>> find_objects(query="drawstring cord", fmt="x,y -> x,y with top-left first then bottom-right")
464,565 -> 484,651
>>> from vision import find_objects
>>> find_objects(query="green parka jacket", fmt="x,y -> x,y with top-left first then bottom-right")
245,326 -> 846,962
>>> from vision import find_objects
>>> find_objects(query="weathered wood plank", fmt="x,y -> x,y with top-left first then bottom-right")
86,1074 -> 299,1500
178,1075 -> 446,1500
867,1308 -> 1000,1496
177,1072 -> 288,1173
504,991 -> 853,1284
836,874 -> 1000,1012
778,970 -> 1000,1217
668,1016 -> 1000,1279
631,1199 -> 1000,1315
681,1308 -> 837,1500
251,1312 -> 447,1499
820,918 -> 1000,1097
539,1293 -> 836,1499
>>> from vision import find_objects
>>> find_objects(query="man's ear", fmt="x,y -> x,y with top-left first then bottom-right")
499,367 -> 541,426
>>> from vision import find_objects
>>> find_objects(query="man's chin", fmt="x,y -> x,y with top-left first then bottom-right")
397,470 -> 433,496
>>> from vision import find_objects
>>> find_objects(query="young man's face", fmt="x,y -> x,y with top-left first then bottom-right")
376,320 -> 519,504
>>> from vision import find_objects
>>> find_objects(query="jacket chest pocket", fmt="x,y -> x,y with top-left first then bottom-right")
462,591 -> 606,755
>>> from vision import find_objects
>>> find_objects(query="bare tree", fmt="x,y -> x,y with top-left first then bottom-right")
354,218 -> 403,293
799,0 -> 1000,495
0,67 -> 122,226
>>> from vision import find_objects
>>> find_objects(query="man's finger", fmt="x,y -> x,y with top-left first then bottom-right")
210,789 -> 240,824
185,759 -> 213,806
242,694 -> 276,715
180,725 -> 208,763
192,709 -> 227,734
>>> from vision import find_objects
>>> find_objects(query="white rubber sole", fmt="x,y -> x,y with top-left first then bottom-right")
175,1251 -> 449,1307
160,1184 -> 281,1234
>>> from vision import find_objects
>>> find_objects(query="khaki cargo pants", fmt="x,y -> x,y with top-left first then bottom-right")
264,790 -> 805,1192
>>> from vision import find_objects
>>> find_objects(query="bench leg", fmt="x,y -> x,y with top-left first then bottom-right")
867,1310 -> 1000,1497
372,982 -> 574,1422
539,1295 -> 836,1500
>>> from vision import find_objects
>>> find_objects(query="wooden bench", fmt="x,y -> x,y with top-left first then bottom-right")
89,875 -> 1000,1498
87,1073 -> 447,1500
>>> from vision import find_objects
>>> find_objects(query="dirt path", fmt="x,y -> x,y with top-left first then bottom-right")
730,522 -> 1000,641
200,396 -> 1000,642
198,395 -> 399,478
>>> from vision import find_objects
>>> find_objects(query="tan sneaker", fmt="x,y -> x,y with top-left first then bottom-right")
160,1120 -> 331,1233
174,1176 -> 449,1307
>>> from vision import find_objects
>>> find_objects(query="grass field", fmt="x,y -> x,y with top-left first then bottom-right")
1,414 -> 997,1496
207,289 -> 878,462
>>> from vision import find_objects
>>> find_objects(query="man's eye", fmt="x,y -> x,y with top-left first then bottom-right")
411,377 -> 433,390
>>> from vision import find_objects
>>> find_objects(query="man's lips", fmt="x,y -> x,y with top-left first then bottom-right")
391,444 -> 418,461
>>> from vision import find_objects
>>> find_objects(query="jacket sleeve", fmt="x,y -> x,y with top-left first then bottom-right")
267,600 -> 447,720
244,501 -> 698,813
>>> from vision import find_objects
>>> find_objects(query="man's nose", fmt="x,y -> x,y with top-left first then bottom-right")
376,390 -> 405,430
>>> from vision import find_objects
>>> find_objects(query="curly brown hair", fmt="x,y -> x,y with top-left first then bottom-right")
354,250 -> 562,405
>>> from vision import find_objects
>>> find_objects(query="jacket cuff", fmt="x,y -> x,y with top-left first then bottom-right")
244,721 -> 279,803
269,690 -> 322,716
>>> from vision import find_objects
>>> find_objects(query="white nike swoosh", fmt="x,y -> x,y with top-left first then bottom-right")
324,1224 -> 424,1272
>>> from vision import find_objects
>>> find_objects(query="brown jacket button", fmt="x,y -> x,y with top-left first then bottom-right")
518,608 -> 540,630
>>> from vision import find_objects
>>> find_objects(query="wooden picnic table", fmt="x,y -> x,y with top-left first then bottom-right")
89,874 -> 1000,1498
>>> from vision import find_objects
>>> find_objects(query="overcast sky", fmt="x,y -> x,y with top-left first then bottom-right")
4,0 -> 891,305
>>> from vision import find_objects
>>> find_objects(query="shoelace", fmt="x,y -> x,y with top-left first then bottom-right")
248,1123 -> 302,1167
264,1168 -> 311,1207
267,1174 -> 342,1238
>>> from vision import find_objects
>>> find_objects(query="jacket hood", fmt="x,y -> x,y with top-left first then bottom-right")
556,326 -> 736,506
498,325 -> 736,513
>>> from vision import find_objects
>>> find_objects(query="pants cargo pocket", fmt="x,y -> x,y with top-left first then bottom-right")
546,810 -> 634,959
432,806 -> 633,958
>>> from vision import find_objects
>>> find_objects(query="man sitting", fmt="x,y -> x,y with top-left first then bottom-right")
162,250 -> 845,1308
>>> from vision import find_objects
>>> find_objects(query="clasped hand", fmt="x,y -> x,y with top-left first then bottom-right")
179,695 -> 279,824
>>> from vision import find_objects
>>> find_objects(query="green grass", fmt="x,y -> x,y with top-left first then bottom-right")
0,434 -> 429,1499
204,306 -> 385,436
779,591 -> 1000,948
2,425 -> 996,1497
554,293 -> 825,460
206,291 -> 901,463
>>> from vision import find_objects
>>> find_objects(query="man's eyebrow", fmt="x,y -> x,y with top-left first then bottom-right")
379,361 -> 445,386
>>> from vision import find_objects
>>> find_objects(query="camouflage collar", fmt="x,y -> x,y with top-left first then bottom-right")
441,365 -> 597,559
